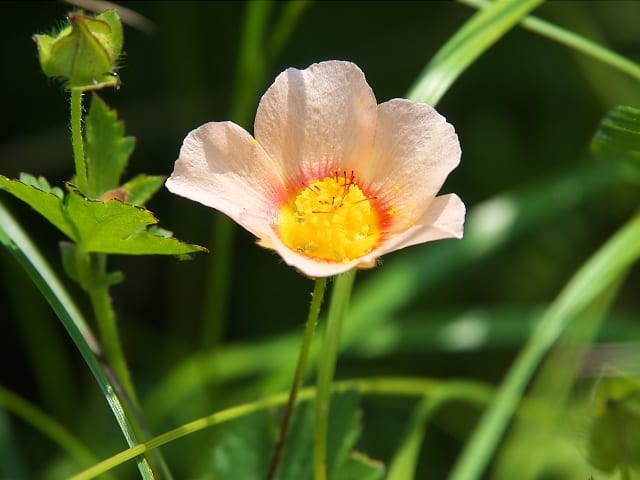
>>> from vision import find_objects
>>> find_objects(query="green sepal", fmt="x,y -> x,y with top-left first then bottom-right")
60,241 -> 124,289
60,241 -> 81,283
121,174 -> 166,206
91,269 -> 125,289
0,175 -> 206,256
33,10 -> 123,90
585,373 -> 640,473
85,94 -> 135,198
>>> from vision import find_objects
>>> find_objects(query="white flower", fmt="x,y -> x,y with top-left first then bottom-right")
166,61 -> 465,277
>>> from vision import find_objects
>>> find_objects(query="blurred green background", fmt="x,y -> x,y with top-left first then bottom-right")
1,1 -> 639,478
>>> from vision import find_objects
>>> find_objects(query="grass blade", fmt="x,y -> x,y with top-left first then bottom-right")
0,385 -> 113,477
71,377 -> 493,479
408,0 -> 545,105
449,211 -> 640,480
458,0 -> 640,81
0,200 -> 155,479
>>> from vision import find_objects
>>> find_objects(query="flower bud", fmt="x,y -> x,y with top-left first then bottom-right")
33,10 -> 123,90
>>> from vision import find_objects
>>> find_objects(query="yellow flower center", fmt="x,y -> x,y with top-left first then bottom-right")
278,171 -> 381,262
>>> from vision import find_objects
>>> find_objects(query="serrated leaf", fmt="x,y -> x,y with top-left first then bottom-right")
0,175 -> 75,238
276,390 -> 362,480
586,374 -> 640,473
591,105 -> 640,162
337,452 -> 385,480
0,176 -> 205,256
64,187 -> 205,255
121,174 -> 166,206
211,406 -> 276,480
85,94 -> 135,198
210,391 -> 382,480
19,173 -> 64,198
147,225 -> 173,238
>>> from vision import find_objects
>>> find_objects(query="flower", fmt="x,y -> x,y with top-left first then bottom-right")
166,60 -> 464,277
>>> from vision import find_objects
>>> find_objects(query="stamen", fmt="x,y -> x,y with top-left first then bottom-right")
278,170 -> 382,262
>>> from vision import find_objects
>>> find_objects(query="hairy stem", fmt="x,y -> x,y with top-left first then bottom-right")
70,88 -> 88,192
314,270 -> 357,480
267,278 -> 327,480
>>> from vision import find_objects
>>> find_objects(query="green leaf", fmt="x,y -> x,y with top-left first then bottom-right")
64,187 -> 205,255
337,452 -> 384,480
0,175 -> 75,238
210,391 -> 383,480
85,94 -> 135,198
19,173 -> 64,198
280,391 -> 384,479
0,200 -> 155,479
0,176 -> 205,256
586,374 -> 640,472
591,105 -> 640,163
121,174 -> 166,206
210,407 -> 276,479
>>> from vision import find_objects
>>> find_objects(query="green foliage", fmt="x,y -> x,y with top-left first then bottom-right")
121,174 -> 166,206
586,374 -> 640,473
211,391 -> 384,480
408,0 -> 544,105
0,93 -> 202,257
0,201 -> 156,479
85,94 -> 135,198
18,173 -> 64,199
0,177 -> 203,256
592,105 -> 640,163
450,104 -> 640,479
0,176 -> 74,237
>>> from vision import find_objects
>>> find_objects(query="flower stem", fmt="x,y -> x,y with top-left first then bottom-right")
266,277 -> 327,480
314,269 -> 357,480
70,87 -> 88,193
85,251 -> 173,479
87,253 -> 138,407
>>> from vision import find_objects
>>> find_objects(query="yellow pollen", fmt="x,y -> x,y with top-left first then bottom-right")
278,171 -> 381,262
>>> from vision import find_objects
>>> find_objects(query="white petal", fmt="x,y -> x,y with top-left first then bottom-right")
378,193 -> 465,254
364,98 -> 461,233
254,61 -> 378,186
166,122 -> 285,238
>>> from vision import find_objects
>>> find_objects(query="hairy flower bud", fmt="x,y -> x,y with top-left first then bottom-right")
33,10 -> 123,90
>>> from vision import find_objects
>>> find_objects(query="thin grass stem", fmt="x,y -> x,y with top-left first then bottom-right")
0,201 -> 155,479
449,212 -> 640,480
70,376 -> 493,480
458,0 -> 640,81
